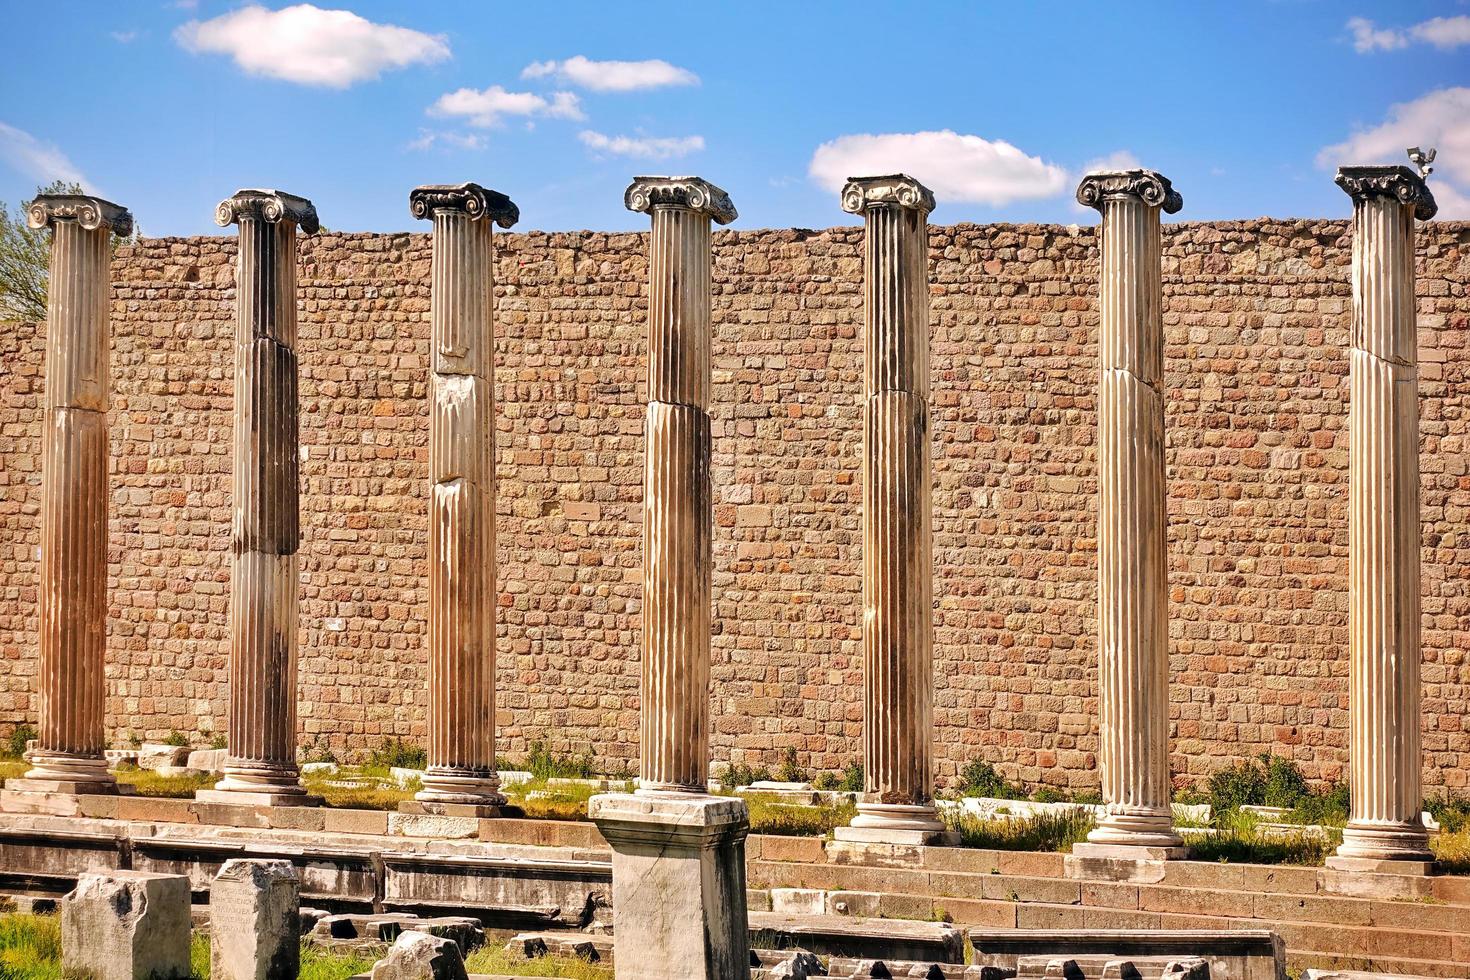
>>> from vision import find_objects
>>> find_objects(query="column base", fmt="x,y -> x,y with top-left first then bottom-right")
198,764 -> 319,807
833,803 -> 960,847
415,767 -> 505,812
1071,842 -> 1193,862
1085,807 -> 1185,853
1329,821 -> 1436,870
589,791 -> 749,980
13,751 -> 118,795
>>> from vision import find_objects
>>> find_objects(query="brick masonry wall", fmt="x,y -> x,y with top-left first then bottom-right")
1,219 -> 1467,792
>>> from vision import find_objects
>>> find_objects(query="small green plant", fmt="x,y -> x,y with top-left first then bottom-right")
812,771 -> 838,791
1426,791 -> 1470,834
1205,758 -> 1267,813
521,741 -> 597,780
956,760 -> 1027,800
1262,754 -> 1310,809
301,737 -> 337,765
945,809 -> 1095,852
163,730 -> 190,748
838,761 -> 864,792
207,732 -> 227,751
775,747 -> 806,784
365,737 -> 426,772
717,761 -> 773,790
3,724 -> 36,760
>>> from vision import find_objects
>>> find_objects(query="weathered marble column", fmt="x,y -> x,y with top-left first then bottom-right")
5,196 -> 131,797
1327,166 -> 1438,875
198,190 -> 320,807
1073,170 -> 1187,860
832,175 -> 955,847
589,177 -> 749,980
407,183 -> 519,815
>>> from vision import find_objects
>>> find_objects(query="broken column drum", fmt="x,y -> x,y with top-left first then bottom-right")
1328,165 -> 1438,873
202,190 -> 320,806
1075,170 -> 1186,855
832,175 -> 954,846
410,183 -> 519,809
11,196 -> 132,796
628,176 -> 736,795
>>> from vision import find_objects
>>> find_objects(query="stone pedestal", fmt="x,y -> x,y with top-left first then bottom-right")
199,190 -> 321,808
62,870 -> 192,980
6,196 -> 131,798
210,858 -> 300,980
831,176 -> 955,847
1074,170 -> 1186,859
407,183 -> 520,813
1326,166 -> 1439,875
589,793 -> 750,980
624,176 -> 736,795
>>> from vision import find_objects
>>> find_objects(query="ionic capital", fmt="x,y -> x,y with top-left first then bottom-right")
26,195 -> 133,237
624,176 -> 737,225
1336,166 -> 1438,221
841,174 -> 935,216
409,182 -> 519,227
1076,169 -> 1183,214
215,189 -> 320,234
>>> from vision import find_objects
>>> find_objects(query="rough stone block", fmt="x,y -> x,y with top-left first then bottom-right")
138,744 -> 191,770
371,930 -> 469,980
209,858 -> 300,980
62,870 -> 192,980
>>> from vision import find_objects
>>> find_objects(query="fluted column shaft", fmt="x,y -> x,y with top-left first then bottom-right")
13,197 -> 131,795
204,190 -> 318,804
1076,171 -> 1183,851
409,183 -> 519,809
642,206 -> 714,794
1331,167 -> 1437,868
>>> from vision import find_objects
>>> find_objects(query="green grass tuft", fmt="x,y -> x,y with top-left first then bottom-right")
944,808 -> 1095,852
463,944 -> 613,979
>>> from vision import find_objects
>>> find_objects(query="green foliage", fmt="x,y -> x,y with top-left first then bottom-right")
1201,754 -> 1348,825
743,794 -> 856,837
1426,792 -> 1470,834
1188,811 -> 1336,866
0,913 -> 62,980
301,737 -> 337,765
717,761 -> 773,790
115,767 -> 214,798
207,733 -> 227,751
464,945 -> 612,979
521,741 -> 597,780
365,737 -> 426,772
190,933 -> 210,979
163,730 -> 190,747
1205,758 -> 1267,812
4,725 -> 36,760
1289,781 -> 1350,826
956,760 -> 1027,800
775,747 -> 807,784
0,181 -> 129,324
812,763 -> 864,792
1262,754 -> 1310,808
945,809 -> 1095,853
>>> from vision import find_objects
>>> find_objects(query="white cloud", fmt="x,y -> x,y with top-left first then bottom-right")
521,55 -> 698,92
1348,15 -> 1470,53
1081,150 -> 1142,174
1317,87 -> 1470,219
406,129 -> 485,152
0,122 -> 91,189
1347,16 -> 1408,52
174,4 -> 450,88
578,130 -> 703,160
808,130 -> 1068,207
429,86 -> 584,127
1411,15 -> 1470,49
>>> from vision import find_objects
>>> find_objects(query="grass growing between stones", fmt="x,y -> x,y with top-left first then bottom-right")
741,794 -> 856,837
1433,827 -> 1470,874
1185,811 -> 1337,866
0,913 -> 61,980
464,945 -> 613,979
944,808 -> 1096,852
115,767 -> 215,798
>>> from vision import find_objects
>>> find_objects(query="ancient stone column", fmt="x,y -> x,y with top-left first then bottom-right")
1327,166 -> 1438,875
407,183 -> 519,815
832,175 -> 954,847
589,176 -> 749,980
198,190 -> 320,807
1073,170 -> 1187,860
5,196 -> 131,798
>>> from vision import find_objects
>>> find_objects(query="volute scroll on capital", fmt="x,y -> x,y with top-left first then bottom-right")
215,189 -> 320,234
409,182 -> 520,228
624,176 -> 737,225
1076,169 -> 1183,214
26,195 -> 134,237
1335,165 -> 1438,221
840,174 -> 936,216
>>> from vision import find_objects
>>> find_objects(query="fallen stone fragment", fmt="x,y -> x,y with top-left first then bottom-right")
62,870 -> 191,980
371,930 -> 469,980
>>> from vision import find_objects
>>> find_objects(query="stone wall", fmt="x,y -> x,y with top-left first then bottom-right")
1,218 -> 1467,791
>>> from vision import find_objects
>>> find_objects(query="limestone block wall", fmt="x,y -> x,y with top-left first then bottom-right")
1,219 -> 1467,791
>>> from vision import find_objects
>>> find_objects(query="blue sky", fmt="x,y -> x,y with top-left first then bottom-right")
1,1 -> 1467,236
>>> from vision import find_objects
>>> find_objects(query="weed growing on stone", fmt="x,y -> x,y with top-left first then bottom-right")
944,809 -> 1095,852
2,725 -> 36,760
